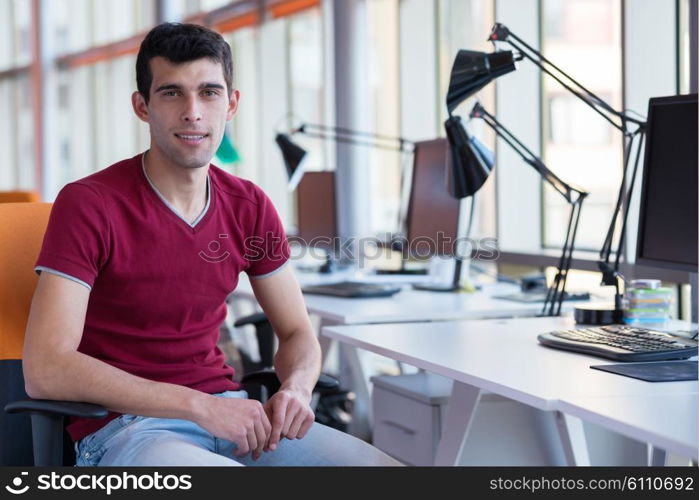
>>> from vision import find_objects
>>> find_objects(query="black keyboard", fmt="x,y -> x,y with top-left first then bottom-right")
301,281 -> 402,298
537,324 -> 698,362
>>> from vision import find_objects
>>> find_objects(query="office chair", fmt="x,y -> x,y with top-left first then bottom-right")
0,191 -> 41,203
234,312 -> 338,395
1,202 -> 399,466
234,312 -> 353,431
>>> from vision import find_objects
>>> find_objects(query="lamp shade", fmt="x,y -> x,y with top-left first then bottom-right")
468,134 -> 495,168
275,133 -> 307,191
444,115 -> 493,198
446,50 -> 517,114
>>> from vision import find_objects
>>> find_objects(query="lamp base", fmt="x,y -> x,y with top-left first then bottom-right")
574,302 -> 624,325
412,283 -> 460,292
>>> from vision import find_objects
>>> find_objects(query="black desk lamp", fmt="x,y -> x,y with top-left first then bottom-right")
276,123 -> 414,190
486,23 -> 647,324
275,123 -> 416,272
443,48 -> 589,316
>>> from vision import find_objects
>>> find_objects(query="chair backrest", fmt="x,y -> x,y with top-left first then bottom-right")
0,191 -> 41,204
0,203 -> 52,465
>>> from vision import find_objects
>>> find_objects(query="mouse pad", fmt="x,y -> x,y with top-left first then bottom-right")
590,361 -> 698,382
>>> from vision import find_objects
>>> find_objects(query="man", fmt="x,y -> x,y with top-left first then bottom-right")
22,22 -> 339,466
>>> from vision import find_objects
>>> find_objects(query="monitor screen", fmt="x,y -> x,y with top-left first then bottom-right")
405,138 -> 460,257
635,93 -> 698,272
296,171 -> 337,250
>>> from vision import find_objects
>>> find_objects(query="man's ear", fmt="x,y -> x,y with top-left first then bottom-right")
226,89 -> 240,121
132,91 -> 149,122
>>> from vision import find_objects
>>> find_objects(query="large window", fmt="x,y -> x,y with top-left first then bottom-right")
0,0 -> 35,191
541,0 -> 623,252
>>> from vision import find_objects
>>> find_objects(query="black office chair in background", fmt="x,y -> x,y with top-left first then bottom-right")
233,312 -> 354,432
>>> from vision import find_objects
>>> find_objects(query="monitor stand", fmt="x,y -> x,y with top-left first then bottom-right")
412,258 -> 464,293
375,264 -> 428,276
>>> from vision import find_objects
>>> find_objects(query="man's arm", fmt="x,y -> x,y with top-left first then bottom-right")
23,272 -> 271,458
249,265 -> 321,450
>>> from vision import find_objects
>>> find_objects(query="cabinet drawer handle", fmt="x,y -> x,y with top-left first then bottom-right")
381,420 -> 416,435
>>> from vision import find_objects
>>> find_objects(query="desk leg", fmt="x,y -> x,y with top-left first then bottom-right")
434,382 -> 482,466
318,317 -> 335,369
554,412 -> 590,466
649,446 -> 667,466
340,344 -> 373,441
318,319 -> 373,441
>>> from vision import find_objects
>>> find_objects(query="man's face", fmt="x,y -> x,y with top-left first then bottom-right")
133,56 -> 238,170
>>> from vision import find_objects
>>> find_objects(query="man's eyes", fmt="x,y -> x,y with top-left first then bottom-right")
160,90 -> 220,97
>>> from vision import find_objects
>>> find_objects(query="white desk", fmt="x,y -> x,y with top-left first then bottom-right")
556,393 -> 697,463
233,270 -> 559,325
323,316 -> 697,465
230,271 -> 576,437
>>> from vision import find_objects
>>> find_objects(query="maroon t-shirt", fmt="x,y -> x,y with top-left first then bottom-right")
35,153 -> 290,442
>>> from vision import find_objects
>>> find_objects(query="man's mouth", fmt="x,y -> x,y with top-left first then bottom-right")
175,133 -> 209,145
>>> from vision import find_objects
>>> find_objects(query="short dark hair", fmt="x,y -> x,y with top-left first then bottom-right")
136,23 -> 233,103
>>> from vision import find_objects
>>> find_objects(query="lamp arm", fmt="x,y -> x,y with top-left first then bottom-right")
597,128 -> 646,287
489,23 -> 645,131
468,102 -> 589,316
297,130 -> 413,153
471,104 -> 588,203
545,197 -> 586,316
297,123 -> 414,152
613,130 -> 645,270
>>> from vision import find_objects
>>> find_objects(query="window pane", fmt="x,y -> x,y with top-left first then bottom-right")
16,73 -> 34,188
0,78 -> 17,188
0,0 -> 14,70
542,0 -> 623,252
227,27 -> 260,182
0,76 -> 33,189
288,8 -> 325,172
56,67 -> 92,184
367,0 -> 400,235
200,0 -> 230,11
92,0 -> 155,46
13,0 -> 32,66
678,0 -> 694,94
51,0 -> 89,55
55,55 -> 140,188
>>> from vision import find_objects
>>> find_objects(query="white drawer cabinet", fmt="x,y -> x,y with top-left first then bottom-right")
371,373 -> 452,466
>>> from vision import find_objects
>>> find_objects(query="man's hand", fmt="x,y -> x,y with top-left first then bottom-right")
194,394 -> 271,460
263,387 -> 314,451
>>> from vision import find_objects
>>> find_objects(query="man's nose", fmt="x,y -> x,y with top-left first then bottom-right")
181,96 -> 202,122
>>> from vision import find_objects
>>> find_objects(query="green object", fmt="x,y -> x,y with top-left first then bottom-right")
216,132 -> 240,164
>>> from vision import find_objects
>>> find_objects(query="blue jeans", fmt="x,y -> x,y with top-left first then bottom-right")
73,390 -> 398,466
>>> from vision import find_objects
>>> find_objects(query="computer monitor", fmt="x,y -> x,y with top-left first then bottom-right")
635,93 -> 698,273
405,138 -> 460,257
296,171 -> 337,250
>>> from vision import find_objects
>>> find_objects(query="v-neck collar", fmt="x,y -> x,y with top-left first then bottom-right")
141,151 -> 211,229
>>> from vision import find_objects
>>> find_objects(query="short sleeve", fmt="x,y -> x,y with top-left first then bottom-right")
35,183 -> 111,289
244,188 -> 290,279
